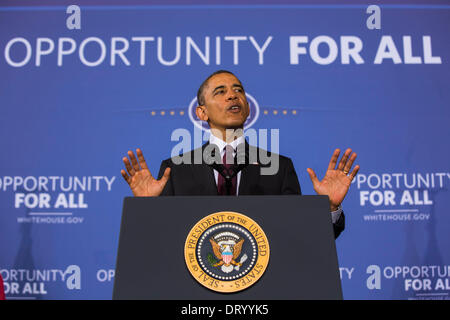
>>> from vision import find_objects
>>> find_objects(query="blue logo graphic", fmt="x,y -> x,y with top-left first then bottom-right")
188,93 -> 260,131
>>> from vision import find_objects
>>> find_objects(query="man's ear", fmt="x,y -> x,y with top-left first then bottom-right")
195,105 -> 208,122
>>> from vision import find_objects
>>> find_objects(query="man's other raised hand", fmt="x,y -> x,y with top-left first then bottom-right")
121,148 -> 171,197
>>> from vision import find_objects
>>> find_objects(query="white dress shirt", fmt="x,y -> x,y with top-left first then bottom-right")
208,133 -> 343,223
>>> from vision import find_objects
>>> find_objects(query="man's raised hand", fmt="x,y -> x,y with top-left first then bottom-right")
307,148 -> 360,211
121,148 -> 171,197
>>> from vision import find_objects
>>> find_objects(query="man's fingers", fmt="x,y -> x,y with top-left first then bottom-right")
349,165 -> 360,181
136,148 -> 149,170
121,169 -> 131,184
128,150 -> 141,172
337,148 -> 352,171
159,167 -> 171,185
327,149 -> 340,171
162,167 -> 171,179
123,156 -> 136,176
343,152 -> 357,174
307,168 -> 319,186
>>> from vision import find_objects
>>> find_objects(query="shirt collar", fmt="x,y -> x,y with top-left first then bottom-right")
209,131 -> 245,152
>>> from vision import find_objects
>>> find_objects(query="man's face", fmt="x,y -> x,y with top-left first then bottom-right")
196,73 -> 250,132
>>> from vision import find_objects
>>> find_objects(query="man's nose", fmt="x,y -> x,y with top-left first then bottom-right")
226,91 -> 238,100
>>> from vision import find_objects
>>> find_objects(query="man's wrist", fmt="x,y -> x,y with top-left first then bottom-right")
331,204 -> 343,213
330,205 -> 343,224
330,204 -> 340,212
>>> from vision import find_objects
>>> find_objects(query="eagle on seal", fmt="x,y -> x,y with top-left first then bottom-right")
209,237 -> 244,268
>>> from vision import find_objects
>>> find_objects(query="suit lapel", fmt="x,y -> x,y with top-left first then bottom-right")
238,164 -> 260,195
191,142 -> 218,195
238,142 -> 261,195
192,163 -> 218,195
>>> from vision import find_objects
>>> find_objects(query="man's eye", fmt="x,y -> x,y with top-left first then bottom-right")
215,90 -> 224,95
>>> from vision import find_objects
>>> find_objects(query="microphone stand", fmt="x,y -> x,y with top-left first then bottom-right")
210,162 -> 248,195
207,147 -> 250,195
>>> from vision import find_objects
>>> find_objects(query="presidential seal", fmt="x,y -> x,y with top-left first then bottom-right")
184,211 -> 270,293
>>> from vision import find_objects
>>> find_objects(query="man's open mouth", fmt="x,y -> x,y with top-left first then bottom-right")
227,105 -> 241,113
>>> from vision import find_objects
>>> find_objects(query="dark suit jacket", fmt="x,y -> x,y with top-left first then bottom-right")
157,142 -> 345,238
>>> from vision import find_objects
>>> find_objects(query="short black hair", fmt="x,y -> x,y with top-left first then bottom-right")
196,70 -> 242,106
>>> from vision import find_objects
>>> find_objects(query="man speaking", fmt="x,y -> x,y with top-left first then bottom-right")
120,70 -> 359,238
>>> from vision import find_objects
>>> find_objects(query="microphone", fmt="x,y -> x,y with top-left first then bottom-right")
205,144 -> 250,195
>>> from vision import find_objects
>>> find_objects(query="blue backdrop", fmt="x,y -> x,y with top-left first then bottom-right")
1,0 -> 449,300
